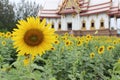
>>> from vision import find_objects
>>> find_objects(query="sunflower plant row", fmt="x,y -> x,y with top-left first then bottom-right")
0,32 -> 17,67
42,34 -> 120,80
0,17 -> 120,80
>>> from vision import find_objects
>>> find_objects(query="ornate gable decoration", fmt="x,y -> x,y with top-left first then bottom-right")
59,0 -> 81,14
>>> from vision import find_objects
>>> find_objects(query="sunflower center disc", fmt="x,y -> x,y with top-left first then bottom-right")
24,29 -> 44,46
99,48 -> 103,52
78,41 -> 80,44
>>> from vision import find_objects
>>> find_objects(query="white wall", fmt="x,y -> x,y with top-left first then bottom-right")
61,14 -> 80,30
46,13 -> 110,31
61,15 -> 67,30
81,16 -> 90,30
117,18 -> 120,29
72,14 -> 80,30
111,18 -> 120,29
98,13 -> 109,29
46,18 -> 61,31
117,18 -> 120,34
80,13 -> 109,30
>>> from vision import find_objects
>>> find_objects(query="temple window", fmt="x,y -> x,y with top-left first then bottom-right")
82,20 -> 86,30
91,22 -> 94,27
58,23 -> 61,30
100,18 -> 104,29
67,22 -> 72,30
91,19 -> 95,30
83,23 -> 85,28
101,22 -> 104,27
52,23 -> 54,28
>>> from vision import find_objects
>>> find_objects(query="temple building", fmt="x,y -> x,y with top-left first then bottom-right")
38,0 -> 120,33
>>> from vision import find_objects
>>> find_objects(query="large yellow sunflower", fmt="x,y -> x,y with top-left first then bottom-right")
12,17 -> 55,56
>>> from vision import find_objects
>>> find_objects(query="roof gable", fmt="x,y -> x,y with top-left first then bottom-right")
59,0 -> 80,14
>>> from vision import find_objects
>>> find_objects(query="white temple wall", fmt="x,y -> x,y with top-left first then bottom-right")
98,13 -> 109,29
79,18 -> 82,29
89,15 -> 97,29
46,13 -> 109,31
117,18 -> 120,34
61,14 -> 80,30
65,14 -> 72,23
61,15 -> 67,30
117,18 -> 120,29
110,17 -> 120,30
72,14 -> 80,30
46,18 -> 61,31
80,16 -> 90,30
80,13 -> 109,30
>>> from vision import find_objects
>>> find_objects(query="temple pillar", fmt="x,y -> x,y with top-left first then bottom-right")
61,15 -> 67,30
114,16 -> 117,30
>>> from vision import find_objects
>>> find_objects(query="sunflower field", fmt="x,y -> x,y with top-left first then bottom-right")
0,17 -> 120,80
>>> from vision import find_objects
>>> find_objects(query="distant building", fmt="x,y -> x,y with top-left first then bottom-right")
38,0 -> 120,31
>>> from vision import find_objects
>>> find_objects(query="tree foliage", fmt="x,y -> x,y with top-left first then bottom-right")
14,0 -> 41,20
0,0 -> 15,31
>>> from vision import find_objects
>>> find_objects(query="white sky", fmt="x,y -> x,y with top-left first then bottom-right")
44,0 -> 61,9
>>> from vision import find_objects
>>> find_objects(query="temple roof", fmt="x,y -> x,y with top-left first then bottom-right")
38,0 -> 120,17
38,10 -> 61,18
38,0 -> 62,18
80,1 -> 111,16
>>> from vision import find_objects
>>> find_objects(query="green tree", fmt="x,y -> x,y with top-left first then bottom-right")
14,0 -> 41,20
0,0 -> 15,31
